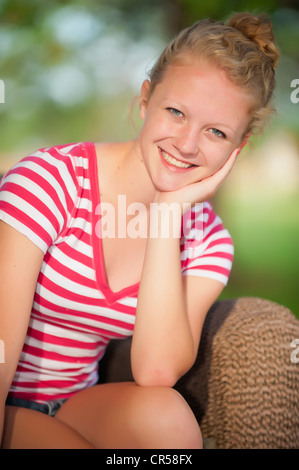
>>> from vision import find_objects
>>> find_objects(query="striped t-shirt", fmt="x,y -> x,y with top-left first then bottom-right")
0,142 -> 234,403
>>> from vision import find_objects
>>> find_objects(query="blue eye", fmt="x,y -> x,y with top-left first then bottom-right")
211,128 -> 226,139
167,107 -> 184,118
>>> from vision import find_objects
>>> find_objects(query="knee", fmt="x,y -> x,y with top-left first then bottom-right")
131,386 -> 203,449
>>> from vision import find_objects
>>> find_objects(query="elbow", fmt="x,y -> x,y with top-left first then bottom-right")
133,370 -> 179,388
131,348 -> 196,388
132,362 -> 191,388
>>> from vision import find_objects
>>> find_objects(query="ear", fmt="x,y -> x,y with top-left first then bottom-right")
240,131 -> 252,150
235,131 -> 252,155
139,80 -> 151,120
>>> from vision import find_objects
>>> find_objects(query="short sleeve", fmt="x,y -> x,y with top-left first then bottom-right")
0,146 -> 79,253
180,202 -> 234,285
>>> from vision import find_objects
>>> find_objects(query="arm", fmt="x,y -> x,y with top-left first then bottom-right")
0,221 -> 44,445
131,219 -> 224,387
131,149 -> 238,387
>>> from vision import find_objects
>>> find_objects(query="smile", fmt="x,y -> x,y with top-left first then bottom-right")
160,149 -> 196,169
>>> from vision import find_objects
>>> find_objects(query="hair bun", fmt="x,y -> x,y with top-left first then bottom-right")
226,12 -> 279,69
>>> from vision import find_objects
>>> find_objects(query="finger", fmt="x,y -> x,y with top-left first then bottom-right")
191,147 -> 239,201
217,147 -> 239,178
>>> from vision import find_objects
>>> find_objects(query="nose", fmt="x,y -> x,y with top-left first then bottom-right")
173,124 -> 199,158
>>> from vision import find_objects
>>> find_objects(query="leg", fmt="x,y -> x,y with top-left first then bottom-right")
2,405 -> 94,449
55,382 -> 203,449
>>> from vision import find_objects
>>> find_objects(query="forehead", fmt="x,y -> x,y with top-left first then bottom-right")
155,62 -> 252,105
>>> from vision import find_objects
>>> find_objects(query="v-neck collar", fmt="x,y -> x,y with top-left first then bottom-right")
85,142 -> 140,305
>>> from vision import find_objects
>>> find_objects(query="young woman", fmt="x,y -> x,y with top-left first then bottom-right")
0,12 -> 279,448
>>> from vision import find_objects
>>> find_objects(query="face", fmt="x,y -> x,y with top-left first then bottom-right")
138,61 -> 252,192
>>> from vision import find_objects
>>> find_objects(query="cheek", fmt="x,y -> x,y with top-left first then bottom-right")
203,145 -> 232,172
214,152 -> 231,170
141,111 -> 175,142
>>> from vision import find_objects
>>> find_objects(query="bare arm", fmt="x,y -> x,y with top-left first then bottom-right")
0,221 -> 44,444
130,211 -> 224,387
131,149 -> 237,387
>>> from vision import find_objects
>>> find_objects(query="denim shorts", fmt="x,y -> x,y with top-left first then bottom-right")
5,396 -> 67,417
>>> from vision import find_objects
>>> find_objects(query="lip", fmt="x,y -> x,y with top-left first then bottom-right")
159,147 -> 198,173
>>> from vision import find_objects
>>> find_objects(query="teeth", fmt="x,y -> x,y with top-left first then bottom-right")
161,150 -> 193,168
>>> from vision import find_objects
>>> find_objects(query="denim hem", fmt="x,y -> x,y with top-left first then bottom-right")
5,396 -> 67,417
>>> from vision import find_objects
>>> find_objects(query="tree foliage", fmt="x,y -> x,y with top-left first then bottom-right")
0,0 -> 298,153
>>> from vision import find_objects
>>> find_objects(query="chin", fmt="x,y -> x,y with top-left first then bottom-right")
153,177 -> 186,193
157,173 -> 204,193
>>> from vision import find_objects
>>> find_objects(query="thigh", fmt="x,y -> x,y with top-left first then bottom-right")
2,405 -> 94,449
55,382 -> 202,449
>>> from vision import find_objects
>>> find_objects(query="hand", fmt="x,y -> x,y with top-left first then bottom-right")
156,148 -> 239,209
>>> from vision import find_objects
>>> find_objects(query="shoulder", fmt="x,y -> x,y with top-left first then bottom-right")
0,142 -> 93,194
182,201 -> 233,245
26,142 -> 91,174
0,142 -> 94,252
181,201 -> 234,285
202,201 -> 232,238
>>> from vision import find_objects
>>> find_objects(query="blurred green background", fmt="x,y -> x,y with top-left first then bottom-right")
0,0 -> 298,316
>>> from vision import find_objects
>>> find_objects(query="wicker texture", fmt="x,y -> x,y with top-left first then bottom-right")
100,297 -> 299,449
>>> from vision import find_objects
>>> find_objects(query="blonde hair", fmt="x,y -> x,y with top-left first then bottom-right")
148,12 -> 280,134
